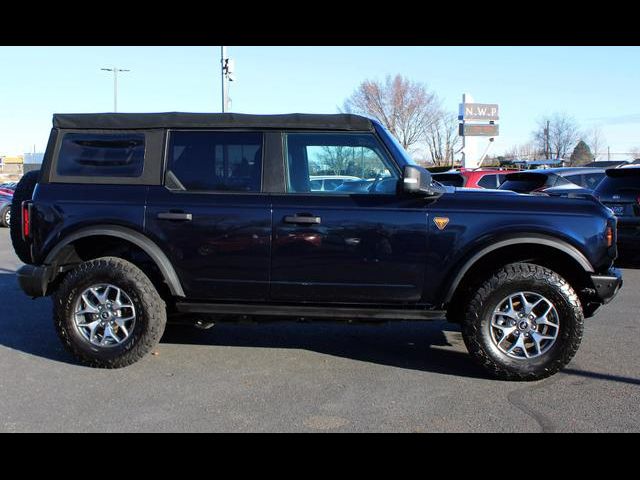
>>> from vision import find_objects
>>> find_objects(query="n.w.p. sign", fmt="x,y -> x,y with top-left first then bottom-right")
459,103 -> 499,121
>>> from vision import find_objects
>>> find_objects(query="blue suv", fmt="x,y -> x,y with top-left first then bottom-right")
12,113 -> 622,380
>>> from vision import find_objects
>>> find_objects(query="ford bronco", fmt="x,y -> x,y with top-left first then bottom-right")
12,113 -> 622,380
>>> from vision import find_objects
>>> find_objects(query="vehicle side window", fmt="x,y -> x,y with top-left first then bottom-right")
285,132 -> 398,194
167,131 -> 263,192
324,179 -> 344,190
57,133 -> 145,177
309,179 -> 322,191
551,175 -> 570,187
565,174 -> 584,186
432,173 -> 465,187
477,174 -> 497,189
583,173 -> 605,189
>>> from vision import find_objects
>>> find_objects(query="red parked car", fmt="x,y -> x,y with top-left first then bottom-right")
0,182 -> 16,196
432,168 -> 517,189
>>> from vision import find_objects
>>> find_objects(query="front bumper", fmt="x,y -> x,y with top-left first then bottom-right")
590,268 -> 623,305
17,264 -> 55,298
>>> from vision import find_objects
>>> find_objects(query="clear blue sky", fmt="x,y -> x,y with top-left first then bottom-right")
1,46 -> 639,158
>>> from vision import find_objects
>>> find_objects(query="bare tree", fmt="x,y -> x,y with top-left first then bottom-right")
343,74 -> 440,151
586,126 -> 607,160
503,141 -> 542,161
312,146 -> 355,175
531,113 -> 581,159
424,111 -> 462,166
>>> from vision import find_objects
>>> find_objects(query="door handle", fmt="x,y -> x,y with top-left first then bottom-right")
157,212 -> 193,221
284,214 -> 321,225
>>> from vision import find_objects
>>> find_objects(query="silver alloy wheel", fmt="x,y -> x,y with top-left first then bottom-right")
73,284 -> 136,348
490,291 -> 560,359
3,208 -> 9,226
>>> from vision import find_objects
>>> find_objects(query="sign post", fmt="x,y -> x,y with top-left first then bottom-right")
458,96 -> 499,168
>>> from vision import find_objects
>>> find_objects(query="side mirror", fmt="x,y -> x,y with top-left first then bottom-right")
402,165 -> 444,197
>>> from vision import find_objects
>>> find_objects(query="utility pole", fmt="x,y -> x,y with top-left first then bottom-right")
608,146 -> 611,161
220,47 -> 235,112
221,46 -> 228,112
544,120 -> 550,159
100,66 -> 130,112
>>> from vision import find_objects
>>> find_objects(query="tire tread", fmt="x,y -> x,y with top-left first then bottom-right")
462,262 -> 583,381
54,256 -> 166,368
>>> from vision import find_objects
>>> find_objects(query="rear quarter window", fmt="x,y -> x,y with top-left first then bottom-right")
57,133 -> 145,177
477,174 -> 498,189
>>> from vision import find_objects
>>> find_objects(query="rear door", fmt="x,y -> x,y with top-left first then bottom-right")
270,131 -> 430,304
145,130 -> 272,301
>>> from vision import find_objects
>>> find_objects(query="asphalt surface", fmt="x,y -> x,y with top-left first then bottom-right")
0,228 -> 638,432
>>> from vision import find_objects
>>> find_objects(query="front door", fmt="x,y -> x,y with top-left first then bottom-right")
270,131 -> 430,304
145,130 -> 271,301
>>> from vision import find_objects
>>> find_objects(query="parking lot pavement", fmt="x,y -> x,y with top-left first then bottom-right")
0,227 -> 638,432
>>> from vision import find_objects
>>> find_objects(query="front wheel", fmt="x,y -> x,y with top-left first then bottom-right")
461,262 -> 584,381
54,257 -> 167,368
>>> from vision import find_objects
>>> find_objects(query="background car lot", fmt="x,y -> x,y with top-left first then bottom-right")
0,227 -> 638,432
498,167 -> 606,194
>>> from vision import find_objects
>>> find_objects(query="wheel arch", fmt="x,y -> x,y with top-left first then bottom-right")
44,225 -> 185,297
443,235 -> 594,310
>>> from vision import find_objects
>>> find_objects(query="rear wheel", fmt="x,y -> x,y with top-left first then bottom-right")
0,205 -> 9,228
461,262 -> 583,381
54,257 -> 167,368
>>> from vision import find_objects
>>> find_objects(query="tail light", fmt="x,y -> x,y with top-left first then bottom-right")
22,201 -> 31,241
606,226 -> 614,248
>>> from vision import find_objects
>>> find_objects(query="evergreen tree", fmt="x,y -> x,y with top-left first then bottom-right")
570,140 -> 593,166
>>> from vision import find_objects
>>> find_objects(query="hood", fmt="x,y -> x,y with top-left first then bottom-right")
443,184 -> 608,218
455,187 -> 518,196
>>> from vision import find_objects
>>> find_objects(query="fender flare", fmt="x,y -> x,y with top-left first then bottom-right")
44,225 -> 185,297
443,234 -> 594,303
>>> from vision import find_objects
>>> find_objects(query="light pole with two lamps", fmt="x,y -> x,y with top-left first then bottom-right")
100,66 -> 130,112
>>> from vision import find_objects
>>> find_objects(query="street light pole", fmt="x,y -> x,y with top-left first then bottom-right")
101,66 -> 130,112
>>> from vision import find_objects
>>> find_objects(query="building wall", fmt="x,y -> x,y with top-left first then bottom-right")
2,155 -> 24,165
0,163 -> 23,174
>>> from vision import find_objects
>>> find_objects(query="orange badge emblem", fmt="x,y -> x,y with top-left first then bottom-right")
433,217 -> 449,230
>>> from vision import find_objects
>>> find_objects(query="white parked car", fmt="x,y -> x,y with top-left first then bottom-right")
309,175 -> 361,191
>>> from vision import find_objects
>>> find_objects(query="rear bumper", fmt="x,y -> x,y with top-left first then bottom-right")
590,268 -> 622,305
17,264 -> 55,298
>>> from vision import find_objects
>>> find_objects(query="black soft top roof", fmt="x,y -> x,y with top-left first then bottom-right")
52,112 -> 375,131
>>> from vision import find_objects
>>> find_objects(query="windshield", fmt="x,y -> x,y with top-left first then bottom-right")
432,173 -> 465,187
499,173 -> 549,193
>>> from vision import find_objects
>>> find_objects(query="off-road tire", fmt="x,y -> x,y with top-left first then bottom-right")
10,170 -> 39,263
54,257 -> 167,368
0,205 -> 10,228
461,262 -> 583,381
